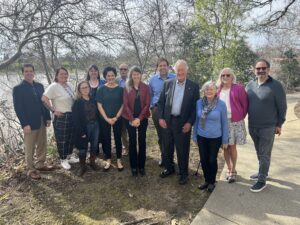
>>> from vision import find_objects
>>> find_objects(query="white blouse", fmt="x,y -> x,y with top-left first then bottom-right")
44,82 -> 75,113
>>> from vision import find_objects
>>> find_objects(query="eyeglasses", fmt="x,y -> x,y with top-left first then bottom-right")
255,67 -> 267,71
119,68 -> 128,71
221,74 -> 231,78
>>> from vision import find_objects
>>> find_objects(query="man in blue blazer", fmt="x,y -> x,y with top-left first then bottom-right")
13,64 -> 53,179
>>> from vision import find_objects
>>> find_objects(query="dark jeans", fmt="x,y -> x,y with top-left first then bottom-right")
125,119 -> 148,169
151,107 -> 164,161
79,121 -> 99,157
53,113 -> 74,159
100,118 -> 122,159
96,117 -> 104,156
249,126 -> 276,183
163,116 -> 190,177
197,135 -> 222,184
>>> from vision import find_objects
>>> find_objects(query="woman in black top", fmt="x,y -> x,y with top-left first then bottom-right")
86,65 -> 106,156
86,64 -> 106,99
96,66 -> 124,172
72,81 -> 99,176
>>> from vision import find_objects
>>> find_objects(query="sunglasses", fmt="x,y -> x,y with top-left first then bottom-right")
119,68 -> 128,71
255,67 -> 267,71
221,74 -> 231,77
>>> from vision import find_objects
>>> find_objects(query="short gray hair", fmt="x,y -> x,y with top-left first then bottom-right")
201,80 -> 217,92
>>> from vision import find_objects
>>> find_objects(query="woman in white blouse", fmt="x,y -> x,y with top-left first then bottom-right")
42,67 -> 78,170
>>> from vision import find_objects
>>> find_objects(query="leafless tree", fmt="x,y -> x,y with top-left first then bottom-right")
0,0 -> 112,71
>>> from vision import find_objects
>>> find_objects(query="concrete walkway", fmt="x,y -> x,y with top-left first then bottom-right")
191,93 -> 300,225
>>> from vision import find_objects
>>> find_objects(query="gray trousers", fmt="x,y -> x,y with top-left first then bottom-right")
249,126 -> 276,183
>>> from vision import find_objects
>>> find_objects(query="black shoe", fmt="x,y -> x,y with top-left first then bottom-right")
139,168 -> 145,176
179,176 -> 188,185
198,182 -> 209,190
250,181 -> 266,193
131,169 -> 138,177
207,184 -> 215,193
160,169 -> 175,178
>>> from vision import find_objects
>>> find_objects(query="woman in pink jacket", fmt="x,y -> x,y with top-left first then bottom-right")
217,68 -> 248,183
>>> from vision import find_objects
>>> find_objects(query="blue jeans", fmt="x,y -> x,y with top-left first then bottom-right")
79,121 -> 99,157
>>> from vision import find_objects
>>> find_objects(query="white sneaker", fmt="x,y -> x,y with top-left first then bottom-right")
61,159 -> 71,170
68,154 -> 79,164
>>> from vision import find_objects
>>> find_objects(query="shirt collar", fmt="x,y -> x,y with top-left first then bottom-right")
158,73 -> 172,80
22,79 -> 35,86
176,79 -> 186,86
255,75 -> 272,85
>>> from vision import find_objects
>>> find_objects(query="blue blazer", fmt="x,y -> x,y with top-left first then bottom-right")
13,80 -> 51,129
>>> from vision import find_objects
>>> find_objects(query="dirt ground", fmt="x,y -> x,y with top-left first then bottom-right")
0,121 -> 225,225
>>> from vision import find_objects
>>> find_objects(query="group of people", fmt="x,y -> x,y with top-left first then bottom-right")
13,57 -> 287,193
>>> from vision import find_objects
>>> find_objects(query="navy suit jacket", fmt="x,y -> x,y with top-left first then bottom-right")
157,78 -> 199,128
13,80 -> 51,129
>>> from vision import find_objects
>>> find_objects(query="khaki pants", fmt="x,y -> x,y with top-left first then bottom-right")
24,122 -> 47,170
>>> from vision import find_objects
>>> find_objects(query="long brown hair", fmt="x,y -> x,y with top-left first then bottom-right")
76,81 -> 90,99
125,66 -> 142,92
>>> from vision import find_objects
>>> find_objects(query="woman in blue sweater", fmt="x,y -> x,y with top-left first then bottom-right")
193,81 -> 228,192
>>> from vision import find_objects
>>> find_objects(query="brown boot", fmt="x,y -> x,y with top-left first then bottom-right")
90,152 -> 100,171
78,156 -> 87,177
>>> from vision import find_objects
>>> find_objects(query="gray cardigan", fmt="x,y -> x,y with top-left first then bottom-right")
246,76 -> 287,128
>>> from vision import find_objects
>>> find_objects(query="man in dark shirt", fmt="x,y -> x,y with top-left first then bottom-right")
13,64 -> 53,180
246,59 -> 287,192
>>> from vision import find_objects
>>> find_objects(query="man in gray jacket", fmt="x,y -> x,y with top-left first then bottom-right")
246,59 -> 287,192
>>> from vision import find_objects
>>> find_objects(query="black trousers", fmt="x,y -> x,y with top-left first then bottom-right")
197,135 -> 222,184
100,118 -> 122,159
125,119 -> 148,169
162,116 -> 191,177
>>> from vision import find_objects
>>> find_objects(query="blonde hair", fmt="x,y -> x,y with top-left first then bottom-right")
125,66 -> 142,92
76,81 -> 90,99
216,67 -> 237,88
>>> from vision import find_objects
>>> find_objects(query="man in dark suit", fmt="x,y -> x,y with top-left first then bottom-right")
157,59 -> 199,185
13,64 -> 53,180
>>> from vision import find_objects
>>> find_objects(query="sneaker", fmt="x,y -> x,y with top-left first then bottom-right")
61,159 -> 71,170
250,181 -> 266,192
68,154 -> 79,164
250,173 -> 268,181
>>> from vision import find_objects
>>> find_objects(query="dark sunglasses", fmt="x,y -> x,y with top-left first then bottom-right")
221,74 -> 231,77
255,67 -> 267,71
119,68 -> 128,71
